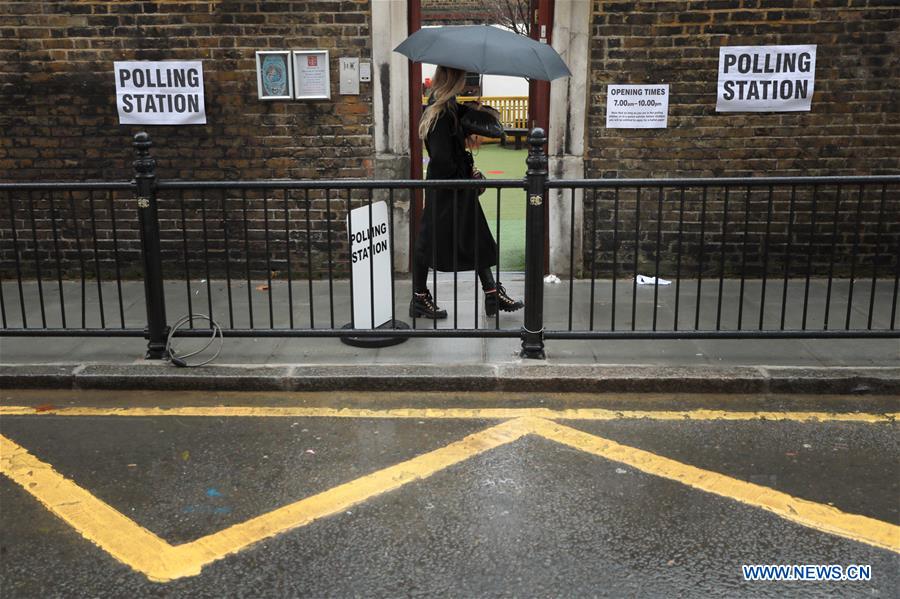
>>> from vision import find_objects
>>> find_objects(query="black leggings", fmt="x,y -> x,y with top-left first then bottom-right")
413,262 -> 496,294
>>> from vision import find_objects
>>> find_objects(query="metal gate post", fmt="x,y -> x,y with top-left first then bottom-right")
521,128 -> 548,359
133,132 -> 169,359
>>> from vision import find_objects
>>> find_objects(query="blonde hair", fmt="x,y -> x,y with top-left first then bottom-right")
418,66 -> 467,140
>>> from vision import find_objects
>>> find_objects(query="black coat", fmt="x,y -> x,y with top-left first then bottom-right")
415,100 -> 498,272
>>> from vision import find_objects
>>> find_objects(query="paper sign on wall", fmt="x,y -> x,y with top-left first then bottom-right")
606,84 -> 669,128
114,61 -> 206,125
347,201 -> 393,329
716,45 -> 816,112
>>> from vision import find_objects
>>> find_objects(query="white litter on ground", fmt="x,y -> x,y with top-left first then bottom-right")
636,274 -> 671,285
544,274 -> 561,284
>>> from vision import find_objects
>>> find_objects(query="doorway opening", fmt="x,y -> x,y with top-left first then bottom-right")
409,0 -> 553,274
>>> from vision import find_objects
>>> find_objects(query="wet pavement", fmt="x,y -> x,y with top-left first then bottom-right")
1,390 -> 898,598
3,277 -> 898,368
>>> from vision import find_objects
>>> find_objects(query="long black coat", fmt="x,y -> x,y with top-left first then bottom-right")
415,100 -> 498,272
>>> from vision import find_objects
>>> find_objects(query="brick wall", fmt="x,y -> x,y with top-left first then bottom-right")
2,1 -> 897,286
1,0 -> 374,280
583,0 -> 899,277
2,188 -> 362,282
421,0 -> 494,24
588,0 -> 899,178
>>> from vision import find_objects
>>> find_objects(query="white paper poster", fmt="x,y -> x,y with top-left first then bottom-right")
114,61 -> 206,125
606,84 -> 669,129
716,45 -> 816,112
347,201 -> 393,329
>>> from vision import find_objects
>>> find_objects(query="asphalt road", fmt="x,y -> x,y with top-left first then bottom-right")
1,390 -> 898,598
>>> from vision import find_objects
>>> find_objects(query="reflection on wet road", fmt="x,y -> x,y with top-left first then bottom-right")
1,391 -> 898,597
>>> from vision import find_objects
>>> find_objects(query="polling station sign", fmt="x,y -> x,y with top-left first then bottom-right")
114,61 -> 206,125
716,45 -> 816,112
347,201 -> 393,329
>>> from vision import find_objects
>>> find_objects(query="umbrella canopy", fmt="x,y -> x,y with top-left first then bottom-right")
394,25 -> 571,81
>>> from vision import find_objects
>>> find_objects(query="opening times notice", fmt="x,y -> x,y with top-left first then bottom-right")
606,84 -> 669,129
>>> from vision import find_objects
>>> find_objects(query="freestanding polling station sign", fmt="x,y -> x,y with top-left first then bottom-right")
341,201 -> 409,347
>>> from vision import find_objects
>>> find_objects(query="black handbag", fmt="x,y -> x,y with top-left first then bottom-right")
460,105 -> 506,140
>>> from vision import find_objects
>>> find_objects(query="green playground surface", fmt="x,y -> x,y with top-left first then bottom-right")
472,143 -> 527,271
421,142 -> 527,271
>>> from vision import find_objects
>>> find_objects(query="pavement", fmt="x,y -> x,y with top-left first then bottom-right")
1,389 -> 898,597
0,275 -> 898,394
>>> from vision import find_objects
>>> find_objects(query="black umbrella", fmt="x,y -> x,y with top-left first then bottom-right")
394,25 -> 571,81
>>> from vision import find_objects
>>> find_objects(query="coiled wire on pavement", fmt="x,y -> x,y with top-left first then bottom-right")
165,314 -> 223,367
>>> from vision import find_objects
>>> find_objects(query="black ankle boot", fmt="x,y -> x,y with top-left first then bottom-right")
484,284 -> 523,316
409,289 -> 448,319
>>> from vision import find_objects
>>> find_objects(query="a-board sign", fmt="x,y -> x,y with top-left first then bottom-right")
716,45 -> 816,112
606,84 -> 669,128
114,60 -> 206,125
347,201 -> 392,329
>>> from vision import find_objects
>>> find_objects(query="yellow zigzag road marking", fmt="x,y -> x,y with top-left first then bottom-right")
0,418 -> 532,582
2,417 -> 898,583
1,405 -> 896,423
0,435 -> 181,580
526,417 -> 900,556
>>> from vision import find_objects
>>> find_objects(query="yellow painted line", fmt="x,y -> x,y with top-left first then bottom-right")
0,418 -> 532,582
526,417 -> 900,554
0,435 -> 195,581
175,417 -> 532,570
3,415 -> 898,583
0,405 -> 896,423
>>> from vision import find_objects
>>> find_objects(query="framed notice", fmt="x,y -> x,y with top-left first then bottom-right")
255,51 -> 293,100
292,50 -> 331,100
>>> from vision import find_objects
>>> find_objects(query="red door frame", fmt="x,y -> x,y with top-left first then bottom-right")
408,0 -> 424,267
406,0 -> 554,269
528,0 -> 554,271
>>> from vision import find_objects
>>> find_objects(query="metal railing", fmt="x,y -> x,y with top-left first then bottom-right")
1,130 -> 897,360
0,182 -> 139,335
547,177 -> 899,343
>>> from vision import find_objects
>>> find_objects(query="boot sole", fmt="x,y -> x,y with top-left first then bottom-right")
485,303 -> 524,316
409,308 -> 448,319
485,307 -> 523,317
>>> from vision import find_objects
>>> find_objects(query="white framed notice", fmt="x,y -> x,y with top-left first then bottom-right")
114,60 -> 206,125
606,84 -> 669,129
716,45 -> 816,112
292,50 -> 331,100
255,51 -> 293,100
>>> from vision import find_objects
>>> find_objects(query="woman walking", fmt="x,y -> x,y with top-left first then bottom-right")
410,65 -> 524,319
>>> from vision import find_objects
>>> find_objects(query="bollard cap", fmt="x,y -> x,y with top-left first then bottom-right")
527,127 -> 547,147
